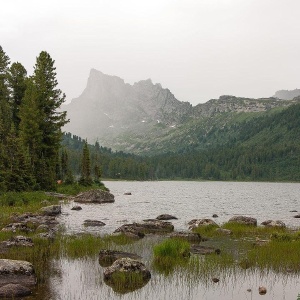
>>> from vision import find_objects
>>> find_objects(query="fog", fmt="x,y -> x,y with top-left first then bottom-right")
1,0 -> 300,105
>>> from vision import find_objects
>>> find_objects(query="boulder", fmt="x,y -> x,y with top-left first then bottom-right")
156,214 -> 178,220
113,224 -> 145,239
103,258 -> 151,293
83,220 -> 106,227
99,250 -> 141,267
169,231 -> 202,242
293,214 -> 300,218
71,205 -> 82,211
40,205 -> 61,216
74,189 -> 114,204
138,219 -> 174,233
0,259 -> 36,287
261,220 -> 286,228
188,219 -> 218,230
228,216 -> 257,226
190,245 -> 221,255
0,283 -> 32,298
212,214 -> 218,218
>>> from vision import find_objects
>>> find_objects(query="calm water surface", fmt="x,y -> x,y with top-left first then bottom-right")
52,181 -> 300,300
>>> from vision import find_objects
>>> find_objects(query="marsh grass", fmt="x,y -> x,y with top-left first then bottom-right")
56,182 -> 108,195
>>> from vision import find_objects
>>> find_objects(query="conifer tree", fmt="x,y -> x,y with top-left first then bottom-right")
80,140 -> 92,185
29,51 -> 69,189
8,62 -> 27,129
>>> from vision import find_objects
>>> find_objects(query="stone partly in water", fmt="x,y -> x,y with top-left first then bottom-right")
0,283 -> 32,298
114,220 -> 174,238
71,205 -> 82,211
0,259 -> 37,288
169,231 -> 202,242
40,205 -> 62,216
258,286 -> 267,295
74,189 -> 115,204
156,214 -> 178,220
83,220 -> 106,227
190,245 -> 221,255
261,220 -> 286,228
228,216 -> 257,226
103,258 -> 151,294
99,250 -> 142,267
188,219 -> 218,230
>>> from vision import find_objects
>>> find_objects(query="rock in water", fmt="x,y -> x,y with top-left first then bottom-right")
258,286 -> 267,295
156,214 -> 178,220
83,220 -> 106,227
74,189 -> 115,204
0,259 -> 37,287
169,231 -> 202,242
103,258 -> 151,293
188,219 -> 218,230
228,216 -> 257,226
99,250 -> 141,267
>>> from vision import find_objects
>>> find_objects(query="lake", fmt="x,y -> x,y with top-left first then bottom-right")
52,181 -> 300,300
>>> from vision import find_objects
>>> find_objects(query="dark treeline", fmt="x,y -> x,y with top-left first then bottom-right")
63,102 -> 300,182
0,46 -> 68,191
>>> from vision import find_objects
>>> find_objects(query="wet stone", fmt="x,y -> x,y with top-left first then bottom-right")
83,220 -> 106,227
99,250 -> 142,267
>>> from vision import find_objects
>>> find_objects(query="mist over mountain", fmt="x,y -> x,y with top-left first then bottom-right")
62,69 -> 299,153
273,89 -> 300,100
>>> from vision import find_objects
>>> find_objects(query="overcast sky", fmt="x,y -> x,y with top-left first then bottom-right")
1,0 -> 299,105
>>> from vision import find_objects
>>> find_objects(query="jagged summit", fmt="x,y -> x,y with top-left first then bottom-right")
62,69 -> 299,153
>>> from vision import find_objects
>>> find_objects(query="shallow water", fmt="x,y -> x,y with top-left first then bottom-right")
58,181 -> 300,234
52,181 -> 300,300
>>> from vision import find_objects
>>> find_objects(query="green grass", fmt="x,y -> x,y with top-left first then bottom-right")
56,181 -> 108,195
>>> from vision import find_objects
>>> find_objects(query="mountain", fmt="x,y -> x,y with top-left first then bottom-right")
273,88 -> 300,100
63,69 -> 300,154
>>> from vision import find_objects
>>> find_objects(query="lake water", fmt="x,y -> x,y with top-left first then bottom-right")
59,181 -> 300,234
52,181 -> 300,300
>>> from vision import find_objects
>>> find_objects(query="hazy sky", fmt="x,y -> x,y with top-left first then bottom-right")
1,0 -> 299,105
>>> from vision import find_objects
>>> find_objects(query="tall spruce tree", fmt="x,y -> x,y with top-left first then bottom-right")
8,62 -> 27,129
29,51 -> 69,189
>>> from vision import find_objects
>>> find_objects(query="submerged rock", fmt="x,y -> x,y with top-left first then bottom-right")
261,220 -> 286,228
190,245 -> 221,255
0,283 -> 32,298
40,205 -> 61,216
74,189 -> 114,204
83,220 -> 106,227
124,192 -> 132,195
188,219 -> 218,230
0,259 -> 36,288
103,258 -> 151,294
156,214 -> 178,220
170,231 -> 202,242
228,216 -> 257,226
99,250 -> 141,267
113,224 -> 145,239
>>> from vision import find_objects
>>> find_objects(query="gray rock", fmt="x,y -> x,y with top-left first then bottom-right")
103,258 -> 151,293
99,250 -> 141,267
113,224 -> 145,239
36,224 -> 50,232
0,259 -> 36,287
188,219 -> 218,230
71,205 -> 82,211
170,231 -> 202,242
40,205 -> 61,216
83,220 -> 106,227
74,189 -> 115,204
228,216 -> 257,226
10,213 -> 59,228
156,214 -> 178,220
1,223 -> 31,233
212,214 -> 218,218
261,220 -> 286,228
190,245 -> 221,255
0,283 -> 32,298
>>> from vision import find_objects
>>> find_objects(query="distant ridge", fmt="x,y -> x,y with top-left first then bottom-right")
273,88 -> 300,100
